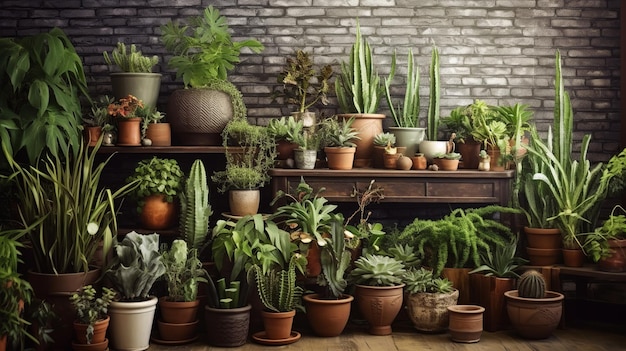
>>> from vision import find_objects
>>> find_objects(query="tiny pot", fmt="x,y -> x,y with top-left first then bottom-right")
433,158 -> 459,171
145,122 -> 172,146
447,305 -> 485,343
383,153 -> 400,169
411,154 -> 427,170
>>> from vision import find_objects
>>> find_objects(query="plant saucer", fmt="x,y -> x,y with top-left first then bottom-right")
252,331 -> 301,346
150,334 -> 199,346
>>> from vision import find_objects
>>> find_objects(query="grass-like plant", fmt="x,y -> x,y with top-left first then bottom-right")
384,49 -> 420,128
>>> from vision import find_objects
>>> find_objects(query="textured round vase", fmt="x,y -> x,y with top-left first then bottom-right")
205,304 -> 251,347
355,284 -> 405,335
447,305 -> 485,343
303,294 -> 353,337
504,290 -> 564,339
406,289 -> 459,332
294,149 -> 317,169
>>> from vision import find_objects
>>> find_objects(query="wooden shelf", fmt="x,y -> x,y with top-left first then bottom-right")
96,146 -> 227,154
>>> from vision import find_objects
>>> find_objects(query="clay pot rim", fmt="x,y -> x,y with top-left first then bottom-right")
303,293 -> 354,303
447,304 -> 485,314
504,290 -> 564,302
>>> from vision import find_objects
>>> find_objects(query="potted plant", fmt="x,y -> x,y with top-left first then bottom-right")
82,95 -> 114,147
372,132 -> 402,168
267,116 -> 304,162
157,240 -> 207,343
398,205 -> 519,304
105,232 -> 166,351
103,42 -> 161,109
321,116 -> 360,170
161,5 -> 263,145
270,179 -> 338,277
249,254 -> 307,345
432,152 -> 462,171
385,48 -> 426,157
272,49 -> 333,128
69,285 -> 115,350
302,218 -> 354,337
212,120 -> 276,216
107,94 -> 144,146
203,275 -> 252,347
469,237 -> 528,331
137,105 -> 170,146
290,126 -> 322,169
403,267 -> 458,332
584,205 -> 626,272
126,156 -> 184,230
4,140 -> 136,350
504,270 -> 564,339
349,254 -> 406,335
470,101 -> 510,171
440,102 -> 485,169
0,27 -> 89,166
335,19 -> 385,167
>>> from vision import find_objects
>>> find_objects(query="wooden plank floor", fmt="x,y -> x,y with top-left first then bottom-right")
148,318 -> 626,351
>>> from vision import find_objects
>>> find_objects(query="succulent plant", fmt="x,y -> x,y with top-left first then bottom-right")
373,132 -> 396,147
517,270 -> 546,299
403,267 -> 453,294
350,254 -> 406,286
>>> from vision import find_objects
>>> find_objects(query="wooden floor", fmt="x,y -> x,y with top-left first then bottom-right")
148,318 -> 626,351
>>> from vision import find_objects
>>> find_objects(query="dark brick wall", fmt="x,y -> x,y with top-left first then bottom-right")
0,0 -> 621,161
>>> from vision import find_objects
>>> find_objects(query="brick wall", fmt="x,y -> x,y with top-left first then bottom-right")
0,0 -> 620,160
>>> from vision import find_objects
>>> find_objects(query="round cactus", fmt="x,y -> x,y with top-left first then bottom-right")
517,270 -> 546,298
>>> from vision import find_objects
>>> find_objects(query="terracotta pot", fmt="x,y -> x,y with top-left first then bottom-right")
71,338 -> 109,351
303,294 -> 354,337
456,140 -> 482,169
411,154 -> 427,170
406,289 -> 459,332
504,290 -> 564,339
447,305 -> 485,343
598,238 -> 626,272
140,194 -> 178,230
116,117 -> 142,146
305,242 -> 322,277
373,146 -> 407,168
229,189 -> 260,216
338,113 -> 384,168
524,227 -> 562,249
157,319 -> 199,341
84,126 -> 103,147
442,268 -> 471,305
205,304 -> 251,347
145,122 -> 171,146
276,139 -> 298,160
355,284 -> 405,335
526,247 -> 561,266
261,309 -> 295,340
562,248 -> 585,267
159,297 -> 200,324
108,296 -> 158,351
471,275 -> 514,332
433,158 -> 460,171
0,335 -> 6,351
487,145 -> 506,171
73,316 -> 110,344
324,146 -> 356,170
383,153 -> 400,169
28,269 -> 101,351
294,149 -> 317,169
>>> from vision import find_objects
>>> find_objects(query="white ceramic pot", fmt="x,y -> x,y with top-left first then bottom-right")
419,140 -> 450,162
389,127 -> 426,157
108,296 -> 158,351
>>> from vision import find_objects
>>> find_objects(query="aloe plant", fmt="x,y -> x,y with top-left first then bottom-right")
384,49 -> 420,128
319,219 -> 351,299
426,46 -> 440,141
335,20 -> 382,114
179,159 -> 213,255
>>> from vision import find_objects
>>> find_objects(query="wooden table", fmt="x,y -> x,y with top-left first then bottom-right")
269,168 -> 515,206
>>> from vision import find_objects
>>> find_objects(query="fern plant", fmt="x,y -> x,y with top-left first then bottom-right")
103,42 -> 158,73
399,205 -> 520,276
250,254 -> 307,312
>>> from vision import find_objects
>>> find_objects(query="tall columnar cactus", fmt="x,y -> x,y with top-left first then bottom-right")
517,270 -> 546,299
179,159 -> 213,253
426,45 -> 440,141
251,255 -> 305,312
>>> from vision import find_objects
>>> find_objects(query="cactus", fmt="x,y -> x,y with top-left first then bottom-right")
179,160 -> 213,254
517,270 -> 546,298
250,255 -> 306,312
426,46 -> 440,141
103,42 -> 159,73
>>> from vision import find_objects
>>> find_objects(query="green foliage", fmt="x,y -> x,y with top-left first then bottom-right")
105,232 -> 166,301
161,6 -> 264,87
399,205 -> 520,276
212,214 -> 299,282
4,140 -> 137,274
126,157 -> 184,213
250,254 -> 307,313
403,267 -> 454,294
387,244 -> 422,270
434,152 -> 461,160
384,49 -> 420,128
213,120 -> 276,192
211,278 -> 247,309
440,105 -> 476,144
517,270 -> 546,299
318,218 -> 352,299
350,254 -> 406,286
0,27 -> 89,165
606,148 -> 626,197
69,285 -> 116,344
161,240 -> 208,302
202,78 -> 248,120
267,116 -> 304,142
469,100 -> 508,150
469,237 -> 528,278
335,20 -> 383,114
137,105 -> 165,138
83,95 -> 114,128
320,116 -> 360,148
179,159 -> 213,256
426,46 -> 440,141
103,42 -> 158,73
373,132 -> 396,147
272,50 -> 333,113
584,205 -> 626,262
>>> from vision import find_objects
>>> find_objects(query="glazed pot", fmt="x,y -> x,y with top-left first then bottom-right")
388,127 -> 426,158
108,296 -> 158,351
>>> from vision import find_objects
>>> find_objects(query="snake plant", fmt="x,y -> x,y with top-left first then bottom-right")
426,46 -> 440,141
384,48 -> 420,128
